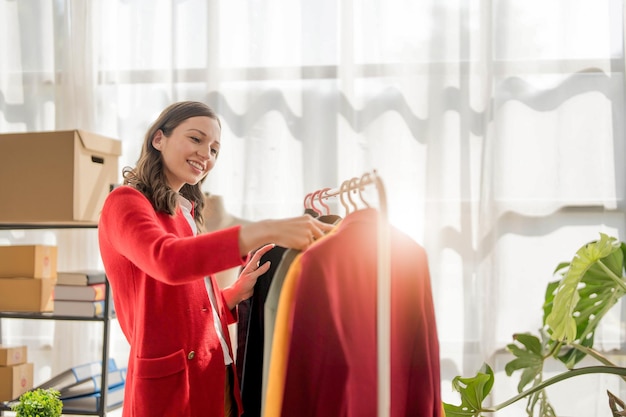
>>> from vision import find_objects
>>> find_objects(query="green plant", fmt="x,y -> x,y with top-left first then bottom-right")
443,233 -> 626,417
10,388 -> 63,417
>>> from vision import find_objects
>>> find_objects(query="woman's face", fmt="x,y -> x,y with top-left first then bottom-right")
152,116 -> 221,191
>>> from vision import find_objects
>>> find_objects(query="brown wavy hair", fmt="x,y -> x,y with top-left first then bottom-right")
123,101 -> 221,230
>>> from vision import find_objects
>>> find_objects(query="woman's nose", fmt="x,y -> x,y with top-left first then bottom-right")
197,147 -> 210,160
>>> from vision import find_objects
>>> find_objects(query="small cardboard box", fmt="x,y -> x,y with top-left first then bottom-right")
0,245 -> 57,279
0,362 -> 34,402
0,277 -> 55,312
0,130 -> 122,224
0,345 -> 27,366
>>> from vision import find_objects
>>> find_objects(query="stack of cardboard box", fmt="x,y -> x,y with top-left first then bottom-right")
0,245 -> 57,312
0,345 -> 33,402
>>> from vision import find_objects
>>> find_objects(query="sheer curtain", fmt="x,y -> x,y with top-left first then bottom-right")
1,0 -> 625,415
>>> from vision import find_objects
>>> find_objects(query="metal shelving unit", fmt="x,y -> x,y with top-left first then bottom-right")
0,223 -> 119,416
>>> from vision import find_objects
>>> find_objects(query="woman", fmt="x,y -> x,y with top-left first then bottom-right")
98,101 -> 333,417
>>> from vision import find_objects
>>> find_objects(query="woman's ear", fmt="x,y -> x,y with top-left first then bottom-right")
152,129 -> 163,150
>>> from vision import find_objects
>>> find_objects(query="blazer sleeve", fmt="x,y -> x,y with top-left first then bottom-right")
99,186 -> 247,285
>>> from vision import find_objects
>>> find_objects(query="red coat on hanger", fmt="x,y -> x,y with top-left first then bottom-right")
279,208 -> 441,417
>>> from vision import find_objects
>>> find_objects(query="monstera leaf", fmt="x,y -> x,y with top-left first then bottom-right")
505,333 -> 546,392
505,332 -> 556,416
443,363 -> 495,417
545,233 -> 626,367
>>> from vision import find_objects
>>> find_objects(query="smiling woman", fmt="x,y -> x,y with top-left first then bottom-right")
97,101 -> 334,417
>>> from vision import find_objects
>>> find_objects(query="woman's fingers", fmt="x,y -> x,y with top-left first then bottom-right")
307,216 -> 334,242
253,243 -> 275,261
243,243 -> 274,274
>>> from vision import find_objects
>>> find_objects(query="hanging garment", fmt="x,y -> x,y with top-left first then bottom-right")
268,208 -> 442,417
237,208 -> 323,417
237,245 -> 287,417
263,250 -> 305,417
260,247 -> 300,417
260,214 -> 341,417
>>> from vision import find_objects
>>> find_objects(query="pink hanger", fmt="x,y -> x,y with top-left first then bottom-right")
318,188 -> 331,215
303,192 -> 314,211
310,189 -> 323,215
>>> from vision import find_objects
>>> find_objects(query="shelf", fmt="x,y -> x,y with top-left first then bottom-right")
0,311 -> 115,321
0,222 -> 98,230
0,222 -> 117,416
0,400 -> 122,415
0,278 -> 116,416
0,280 -> 115,321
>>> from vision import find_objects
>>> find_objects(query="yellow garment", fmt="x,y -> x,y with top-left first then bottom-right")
261,248 -> 300,414
263,252 -> 303,417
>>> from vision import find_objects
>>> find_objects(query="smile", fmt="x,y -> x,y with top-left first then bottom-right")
188,160 -> 205,172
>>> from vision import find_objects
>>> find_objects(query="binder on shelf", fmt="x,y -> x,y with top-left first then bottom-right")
54,283 -> 106,301
56,270 -> 106,286
61,380 -> 125,413
53,300 -> 109,318
59,367 -> 127,399
35,358 -> 117,392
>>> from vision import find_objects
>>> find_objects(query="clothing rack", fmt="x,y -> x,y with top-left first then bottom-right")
307,170 -> 391,417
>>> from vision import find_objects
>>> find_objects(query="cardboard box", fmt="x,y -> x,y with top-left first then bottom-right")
0,130 -> 121,224
0,277 -> 55,312
0,345 -> 27,366
0,362 -> 34,402
0,245 -> 57,278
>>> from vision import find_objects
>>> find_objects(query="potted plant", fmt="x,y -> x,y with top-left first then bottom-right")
11,388 -> 63,417
444,233 -> 626,417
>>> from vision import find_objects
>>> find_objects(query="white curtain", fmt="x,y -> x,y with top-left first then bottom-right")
1,0 -> 625,415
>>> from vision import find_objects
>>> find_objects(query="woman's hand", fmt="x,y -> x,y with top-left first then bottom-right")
223,243 -> 275,309
238,214 -> 335,255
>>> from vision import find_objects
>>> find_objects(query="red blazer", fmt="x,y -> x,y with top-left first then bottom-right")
98,186 -> 246,417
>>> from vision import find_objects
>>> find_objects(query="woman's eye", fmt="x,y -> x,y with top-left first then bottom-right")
211,148 -> 219,156
190,136 -> 201,143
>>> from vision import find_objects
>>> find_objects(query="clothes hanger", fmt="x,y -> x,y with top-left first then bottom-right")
317,188 -> 331,215
317,187 -> 342,225
338,179 -> 351,215
357,172 -> 371,208
303,192 -> 319,217
347,177 -> 360,212
303,193 -> 313,210
309,190 -> 324,216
